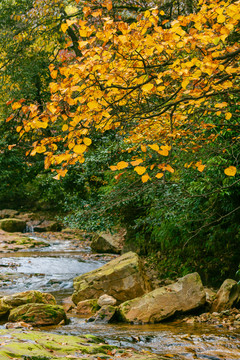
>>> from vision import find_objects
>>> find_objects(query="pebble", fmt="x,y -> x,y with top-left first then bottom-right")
183,308 -> 240,329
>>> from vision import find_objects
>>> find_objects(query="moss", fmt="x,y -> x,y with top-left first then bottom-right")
0,329 -> 159,360
84,334 -> 104,343
23,357 -> 51,360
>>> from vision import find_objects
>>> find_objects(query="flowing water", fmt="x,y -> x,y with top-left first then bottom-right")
0,233 -> 240,359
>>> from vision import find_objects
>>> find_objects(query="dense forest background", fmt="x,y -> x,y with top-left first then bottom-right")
0,0 -> 240,286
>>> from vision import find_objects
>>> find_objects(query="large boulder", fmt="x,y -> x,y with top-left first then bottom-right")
211,279 -> 240,312
8,303 -> 67,326
119,272 -> 206,323
72,251 -> 152,305
0,290 -> 56,317
0,218 -> 26,232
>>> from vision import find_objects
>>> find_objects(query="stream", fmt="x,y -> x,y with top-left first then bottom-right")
0,232 -> 240,359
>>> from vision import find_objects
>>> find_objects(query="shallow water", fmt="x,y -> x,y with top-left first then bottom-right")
0,232 -> 240,359
0,235 -> 105,299
46,318 -> 240,359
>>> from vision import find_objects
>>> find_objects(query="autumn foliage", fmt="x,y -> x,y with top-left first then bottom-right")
9,0 -> 240,180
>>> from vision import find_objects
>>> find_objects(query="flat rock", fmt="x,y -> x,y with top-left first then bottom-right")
119,272 -> 206,323
72,251 -> 152,305
0,329 -> 160,359
0,230 -> 48,252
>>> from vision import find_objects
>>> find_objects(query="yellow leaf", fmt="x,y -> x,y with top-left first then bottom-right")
161,145 -> 171,151
106,0 -> 112,10
165,165 -> 174,173
73,144 -> 87,154
35,145 -> 46,154
142,83 -> 154,92
62,124 -> 68,131
51,70 -> 58,79
224,166 -> 237,176
156,172 -> 164,179
16,126 -> 22,132
142,173 -> 150,183
217,14 -> 226,23
61,23 -> 69,33
92,9 -> 102,17
47,104 -> 57,114
12,102 -> 22,110
225,112 -> 232,120
68,142 -> 75,150
6,114 -> 14,122
79,29 -> 88,37
144,10 -> 150,18
53,174 -> 60,180
8,144 -> 16,150
83,137 -> 92,146
158,149 -> 169,156
182,79 -> 189,89
78,156 -> 85,164
117,161 -> 128,170
215,102 -> 228,108
134,166 -> 146,175
141,145 -> 147,152
197,164 -> 205,172
50,82 -> 59,93
56,169 -> 68,178
110,165 -> 118,171
66,19 -> 76,27
130,159 -> 143,166
87,100 -> 100,110
149,144 -> 159,151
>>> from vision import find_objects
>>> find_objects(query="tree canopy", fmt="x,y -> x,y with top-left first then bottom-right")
8,0 -> 240,182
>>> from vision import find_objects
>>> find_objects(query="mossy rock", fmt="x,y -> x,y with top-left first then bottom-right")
76,299 -> 100,316
87,305 -> 118,323
0,290 -> 56,317
0,329 -> 160,359
72,251 -> 152,305
9,303 -> 67,326
0,218 -> 26,232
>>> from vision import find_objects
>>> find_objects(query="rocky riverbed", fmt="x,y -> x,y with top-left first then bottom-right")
0,223 -> 240,359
